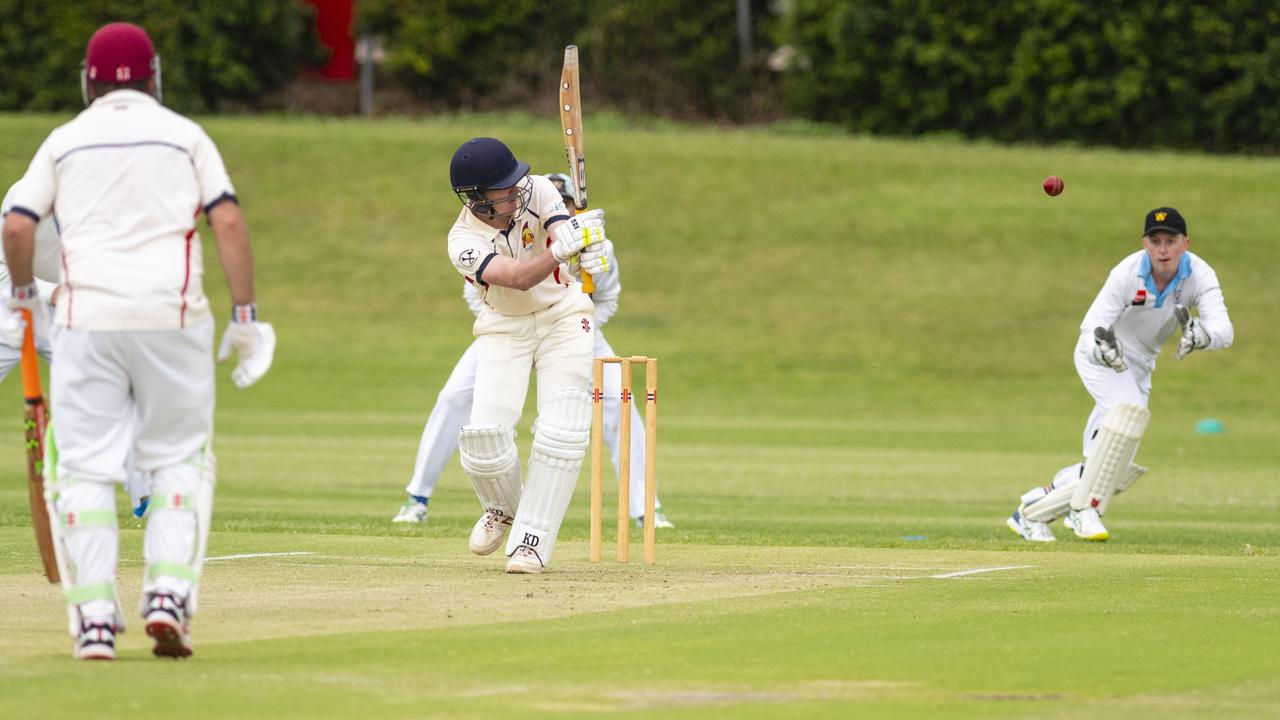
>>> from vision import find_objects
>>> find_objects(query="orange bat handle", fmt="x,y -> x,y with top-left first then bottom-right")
19,309 -> 42,402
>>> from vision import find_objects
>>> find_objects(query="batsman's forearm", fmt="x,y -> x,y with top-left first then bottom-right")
208,203 -> 256,305
2,215 -> 37,286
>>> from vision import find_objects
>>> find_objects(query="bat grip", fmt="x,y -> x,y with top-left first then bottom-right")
18,309 -> 43,401
582,271 -> 595,293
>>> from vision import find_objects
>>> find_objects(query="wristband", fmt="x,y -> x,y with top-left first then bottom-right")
11,282 -> 39,301
231,303 -> 257,323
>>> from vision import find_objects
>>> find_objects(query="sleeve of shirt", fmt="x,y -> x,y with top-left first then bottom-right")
191,128 -> 238,214
1191,264 -> 1233,351
1079,265 -> 1130,337
462,280 -> 486,318
448,228 -> 493,284
5,142 -> 58,221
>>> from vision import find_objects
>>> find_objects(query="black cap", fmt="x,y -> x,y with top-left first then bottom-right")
1143,207 -> 1187,236
450,138 -> 530,192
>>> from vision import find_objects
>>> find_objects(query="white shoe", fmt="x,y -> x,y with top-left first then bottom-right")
505,544 -> 544,574
632,510 -> 675,529
392,499 -> 429,524
1065,507 -> 1109,541
469,509 -> 513,555
74,619 -> 117,660
1006,507 -> 1056,542
144,592 -> 193,658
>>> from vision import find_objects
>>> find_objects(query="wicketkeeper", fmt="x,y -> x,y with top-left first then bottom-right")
1007,207 -> 1233,542
3,22 -> 275,660
394,173 -> 673,530
446,138 -> 608,573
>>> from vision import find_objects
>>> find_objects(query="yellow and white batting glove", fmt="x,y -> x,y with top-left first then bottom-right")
1173,304 -> 1209,360
550,208 -> 605,263
217,304 -> 276,389
579,237 -> 614,277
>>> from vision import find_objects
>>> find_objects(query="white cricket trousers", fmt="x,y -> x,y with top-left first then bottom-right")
471,291 -> 595,426
1073,336 -> 1153,457
50,321 -> 214,623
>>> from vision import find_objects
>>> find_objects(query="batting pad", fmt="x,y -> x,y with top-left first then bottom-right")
459,425 -> 522,516
1072,403 -> 1150,512
142,445 -> 215,615
505,388 -> 592,567
1098,463 -> 1148,515
52,480 -> 124,636
1021,464 -> 1081,523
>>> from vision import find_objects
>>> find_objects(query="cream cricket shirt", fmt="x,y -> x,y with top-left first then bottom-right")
1079,250 -> 1233,369
2,181 -> 63,288
448,174 -> 576,316
7,90 -> 236,330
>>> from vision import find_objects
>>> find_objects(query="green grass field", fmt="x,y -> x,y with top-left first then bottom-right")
1,113 -> 1277,719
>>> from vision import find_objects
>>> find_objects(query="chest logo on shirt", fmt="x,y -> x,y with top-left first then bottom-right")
521,223 -> 535,250
458,248 -> 478,267
1132,289 -> 1147,306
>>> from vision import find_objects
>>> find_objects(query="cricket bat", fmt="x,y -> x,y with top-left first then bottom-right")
559,45 -> 594,293
19,309 -> 58,583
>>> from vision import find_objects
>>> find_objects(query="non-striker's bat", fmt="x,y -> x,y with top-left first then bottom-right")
19,309 -> 58,583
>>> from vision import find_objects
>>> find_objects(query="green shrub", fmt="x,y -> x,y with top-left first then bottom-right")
0,0 -> 322,113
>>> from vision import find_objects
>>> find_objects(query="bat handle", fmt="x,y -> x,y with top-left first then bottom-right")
582,271 -> 595,294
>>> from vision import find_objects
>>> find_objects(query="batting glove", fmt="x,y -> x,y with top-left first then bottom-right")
1173,304 -> 1209,360
550,209 -> 605,262
4,281 -> 45,346
1091,326 -> 1128,373
217,304 -> 276,389
579,238 -> 614,277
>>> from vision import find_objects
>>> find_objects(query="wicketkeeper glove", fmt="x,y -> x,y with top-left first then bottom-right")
217,304 -> 276,389
550,208 -> 605,262
1173,304 -> 1210,360
1092,325 -> 1128,373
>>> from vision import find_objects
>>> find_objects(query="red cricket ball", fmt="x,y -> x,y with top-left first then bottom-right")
1043,175 -> 1064,197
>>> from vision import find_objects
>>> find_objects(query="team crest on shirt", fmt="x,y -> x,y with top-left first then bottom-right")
458,248 -> 478,267
521,223 -> 535,250
1132,288 -> 1147,306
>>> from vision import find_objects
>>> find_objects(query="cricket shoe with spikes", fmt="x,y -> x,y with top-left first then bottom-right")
469,508 -> 513,555
392,499 -> 429,524
74,619 -> 118,660
505,544 -> 545,574
1006,507 -> 1055,542
145,591 -> 193,658
1065,507 -> 1109,541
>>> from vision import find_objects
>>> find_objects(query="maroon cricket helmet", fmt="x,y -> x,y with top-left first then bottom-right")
81,22 -> 163,104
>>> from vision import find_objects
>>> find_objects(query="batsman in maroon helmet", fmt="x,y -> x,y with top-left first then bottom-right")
2,22 -> 276,660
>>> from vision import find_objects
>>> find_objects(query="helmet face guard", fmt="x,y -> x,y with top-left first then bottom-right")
455,175 -> 532,223
80,55 -> 161,106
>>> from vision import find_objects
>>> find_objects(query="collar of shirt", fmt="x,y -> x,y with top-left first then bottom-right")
458,205 -> 517,247
1138,252 -> 1192,308
89,88 -> 159,110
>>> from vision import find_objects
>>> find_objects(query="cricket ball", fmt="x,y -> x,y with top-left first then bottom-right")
1043,175 -> 1064,197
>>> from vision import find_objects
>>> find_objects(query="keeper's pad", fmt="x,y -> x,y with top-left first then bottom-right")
1072,403 -> 1149,513
141,446 -> 216,616
1098,463 -> 1148,515
505,388 -> 592,567
459,425 -> 521,517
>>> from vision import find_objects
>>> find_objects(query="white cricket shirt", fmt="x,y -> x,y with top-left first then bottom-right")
1079,250 -> 1233,369
2,181 -> 63,287
447,174 -> 577,316
6,90 -> 236,330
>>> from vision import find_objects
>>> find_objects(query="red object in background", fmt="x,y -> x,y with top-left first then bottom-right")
305,0 -> 355,80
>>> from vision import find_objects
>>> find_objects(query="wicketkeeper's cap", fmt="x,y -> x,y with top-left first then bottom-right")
1143,207 -> 1187,236
450,138 -> 530,192
85,22 -> 156,84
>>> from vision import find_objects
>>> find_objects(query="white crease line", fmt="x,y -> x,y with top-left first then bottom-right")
205,551 -> 316,563
929,565 -> 1033,579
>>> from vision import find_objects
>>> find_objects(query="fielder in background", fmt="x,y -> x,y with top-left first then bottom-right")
1007,207 -> 1233,542
394,173 -> 673,530
446,138 -> 608,573
2,22 -> 276,660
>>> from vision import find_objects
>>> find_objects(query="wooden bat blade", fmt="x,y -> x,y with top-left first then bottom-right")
559,45 -> 587,210
18,309 -> 58,583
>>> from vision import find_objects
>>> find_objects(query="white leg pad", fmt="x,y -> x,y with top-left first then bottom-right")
1072,403 -> 1149,512
459,425 -> 521,516
1098,463 -> 1148,515
142,447 -> 215,616
51,479 -> 124,636
505,388 -> 592,567
1021,463 -> 1082,523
